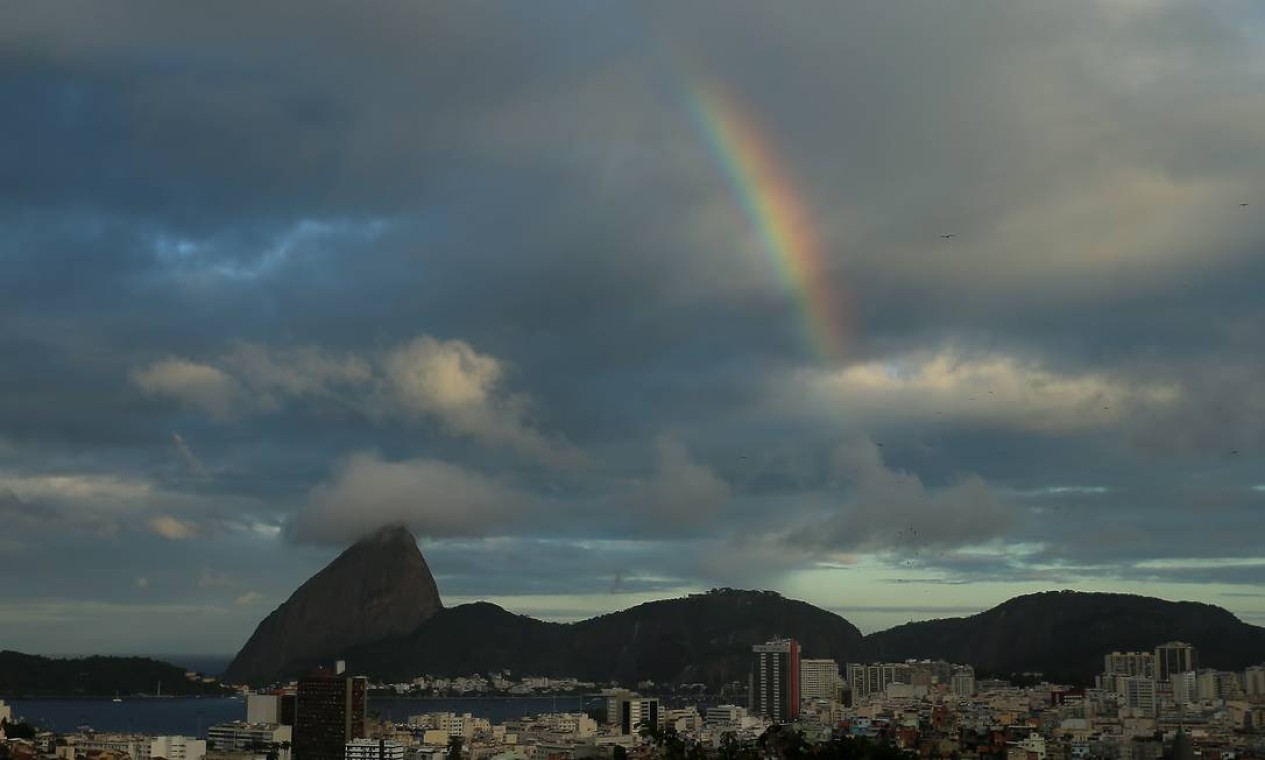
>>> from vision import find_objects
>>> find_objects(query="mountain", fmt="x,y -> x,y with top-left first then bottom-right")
340,589 -> 866,685
0,651 -> 228,697
863,590 -> 1265,683
225,528 -> 1265,686
223,525 -> 443,684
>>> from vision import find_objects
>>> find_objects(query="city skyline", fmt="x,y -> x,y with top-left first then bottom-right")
3,2 -> 1265,654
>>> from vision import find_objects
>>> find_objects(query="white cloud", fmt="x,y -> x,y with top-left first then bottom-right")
221,341 -> 373,406
132,358 -> 244,420
131,335 -> 583,468
291,451 -> 539,544
787,348 -> 1178,433
0,473 -> 154,504
381,336 -> 584,467
148,515 -> 201,540
234,591 -> 265,606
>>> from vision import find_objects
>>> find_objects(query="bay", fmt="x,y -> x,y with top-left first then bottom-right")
5,696 -> 606,737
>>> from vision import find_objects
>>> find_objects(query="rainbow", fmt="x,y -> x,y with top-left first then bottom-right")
686,82 -> 849,362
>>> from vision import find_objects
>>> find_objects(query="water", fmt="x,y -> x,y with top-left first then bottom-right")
5,696 -> 607,736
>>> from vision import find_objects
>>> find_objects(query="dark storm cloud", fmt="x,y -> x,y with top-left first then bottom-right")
3,0 -> 1265,651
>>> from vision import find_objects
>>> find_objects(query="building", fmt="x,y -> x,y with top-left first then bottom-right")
605,692 -> 659,735
750,638 -> 800,723
1119,676 -> 1157,716
148,736 -> 206,760
1153,643 -> 1196,683
704,705 -> 747,725
248,694 -> 296,726
207,722 -> 293,752
74,735 -> 204,760
951,667 -> 976,697
1171,671 -> 1197,706
799,659 -> 841,701
294,666 -> 368,760
1195,669 -> 1240,701
0,699 -> 10,724
344,739 -> 404,760
845,663 -> 913,698
1104,652 -> 1154,679
1245,665 -> 1265,696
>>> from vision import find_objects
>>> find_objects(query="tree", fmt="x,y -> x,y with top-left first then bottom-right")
446,736 -> 463,760
1,721 -> 36,741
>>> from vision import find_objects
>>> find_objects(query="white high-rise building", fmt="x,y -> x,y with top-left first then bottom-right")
247,694 -> 281,724
0,700 -> 10,724
345,739 -> 404,760
951,667 -> 976,697
1196,670 -> 1240,701
799,659 -> 841,701
1119,676 -> 1157,716
606,692 -> 659,735
1171,671 -> 1197,706
1245,666 -> 1265,696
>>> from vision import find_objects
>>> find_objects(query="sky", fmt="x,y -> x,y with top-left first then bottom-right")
3,1 -> 1265,656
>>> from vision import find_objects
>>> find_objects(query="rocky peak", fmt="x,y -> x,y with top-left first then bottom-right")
223,524 -> 442,684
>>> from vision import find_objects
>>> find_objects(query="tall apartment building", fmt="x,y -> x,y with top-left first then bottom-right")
248,693 -> 297,726
1171,671 -> 1197,706
951,667 -> 976,697
799,659 -> 841,701
1154,642 -> 1197,683
294,667 -> 367,760
606,692 -> 659,735
1245,665 -> 1265,696
1196,669 -> 1241,701
750,638 -> 800,723
1103,652 -> 1154,679
846,663 -> 913,698
1119,676 -> 1157,716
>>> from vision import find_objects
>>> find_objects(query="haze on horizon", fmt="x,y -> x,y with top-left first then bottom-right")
3,1 -> 1265,656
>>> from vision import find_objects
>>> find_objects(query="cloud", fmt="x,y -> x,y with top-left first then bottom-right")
234,591 -> 265,606
380,336 -> 585,468
132,359 -> 244,420
617,435 -> 730,533
148,515 -> 201,540
785,436 -> 1018,553
787,349 -> 1178,433
171,432 -> 207,476
131,336 -> 583,468
220,341 -> 373,407
290,451 -> 539,544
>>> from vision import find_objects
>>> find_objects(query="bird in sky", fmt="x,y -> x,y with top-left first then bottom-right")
1240,203 -> 1250,207
939,233 -> 956,239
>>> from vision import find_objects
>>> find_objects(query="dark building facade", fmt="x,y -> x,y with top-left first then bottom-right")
294,668 -> 367,760
750,638 -> 800,724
